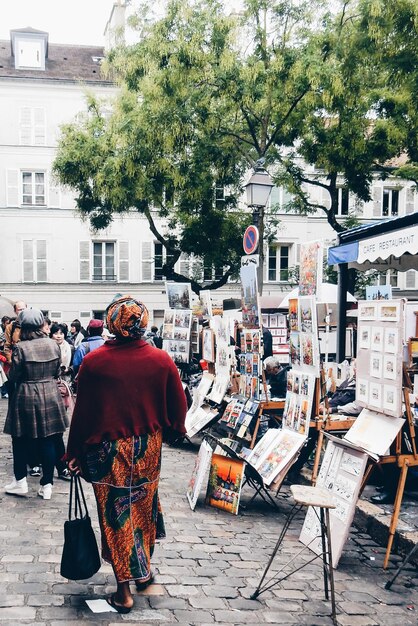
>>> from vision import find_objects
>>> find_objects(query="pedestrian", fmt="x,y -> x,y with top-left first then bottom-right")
3,300 -> 27,362
68,319 -> 85,349
147,325 -> 163,349
50,322 -> 72,374
72,319 -> 105,375
65,295 -> 187,613
3,309 -> 69,499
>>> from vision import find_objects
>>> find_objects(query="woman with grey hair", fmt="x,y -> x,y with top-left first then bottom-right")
3,309 -> 68,499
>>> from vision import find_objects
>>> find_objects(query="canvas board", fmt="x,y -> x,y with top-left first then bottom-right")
205,455 -> 245,515
240,260 -> 261,328
299,439 -> 368,568
165,282 -> 192,310
299,241 -> 323,297
343,408 -> 405,457
187,440 -> 213,510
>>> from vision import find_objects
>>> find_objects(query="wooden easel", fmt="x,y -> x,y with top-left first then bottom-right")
361,368 -> 418,568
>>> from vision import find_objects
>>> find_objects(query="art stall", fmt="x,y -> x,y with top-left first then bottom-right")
185,239 -> 327,517
321,212 -> 418,568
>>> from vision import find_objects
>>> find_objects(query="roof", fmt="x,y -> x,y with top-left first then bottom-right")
337,212 -> 418,245
0,39 -> 113,84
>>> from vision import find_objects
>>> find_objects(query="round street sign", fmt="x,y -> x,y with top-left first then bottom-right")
243,225 -> 259,255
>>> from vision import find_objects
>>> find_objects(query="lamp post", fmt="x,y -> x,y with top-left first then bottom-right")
244,163 -> 274,295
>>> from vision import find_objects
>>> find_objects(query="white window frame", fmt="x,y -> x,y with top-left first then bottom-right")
92,241 -> 116,282
337,187 -> 349,216
21,170 -> 46,206
22,239 -> 47,283
267,244 -> 291,283
376,269 -> 398,288
382,187 -> 400,217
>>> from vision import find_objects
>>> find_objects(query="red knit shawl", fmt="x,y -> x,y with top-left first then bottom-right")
66,339 -> 187,459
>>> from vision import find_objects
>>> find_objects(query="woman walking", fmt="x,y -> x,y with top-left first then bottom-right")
3,309 -> 68,499
65,295 -> 187,613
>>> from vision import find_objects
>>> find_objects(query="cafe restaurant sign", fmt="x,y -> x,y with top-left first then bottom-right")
357,225 -> 418,264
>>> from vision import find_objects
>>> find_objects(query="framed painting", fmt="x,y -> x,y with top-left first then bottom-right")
206,455 -> 244,515
202,328 -> 215,362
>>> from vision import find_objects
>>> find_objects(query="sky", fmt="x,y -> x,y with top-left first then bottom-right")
0,0 -> 117,46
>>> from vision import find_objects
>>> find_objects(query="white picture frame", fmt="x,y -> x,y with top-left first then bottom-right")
383,384 -> 399,413
370,353 -> 383,379
359,325 -> 371,350
383,354 -> 397,381
357,378 -> 369,404
358,301 -> 378,321
378,301 -> 401,323
369,382 -> 382,410
371,327 -> 384,352
384,327 -> 399,354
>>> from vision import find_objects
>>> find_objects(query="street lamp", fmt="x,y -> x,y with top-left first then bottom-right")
244,162 -> 274,294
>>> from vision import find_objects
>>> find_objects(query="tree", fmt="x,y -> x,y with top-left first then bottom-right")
275,0 -> 415,234
54,0 -> 330,294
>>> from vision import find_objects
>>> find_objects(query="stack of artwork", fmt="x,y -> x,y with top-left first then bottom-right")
282,370 -> 316,436
208,315 -> 233,403
356,300 -> 403,417
220,395 -> 260,440
162,282 -> 193,364
238,329 -> 261,400
288,296 -> 320,375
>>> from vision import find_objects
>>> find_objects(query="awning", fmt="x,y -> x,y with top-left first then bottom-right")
328,216 -> 418,271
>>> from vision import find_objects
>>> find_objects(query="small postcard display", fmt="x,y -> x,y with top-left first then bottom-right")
265,312 -> 288,356
356,299 -> 404,418
299,436 -> 368,568
205,453 -> 245,515
162,282 -> 193,364
238,329 -> 262,400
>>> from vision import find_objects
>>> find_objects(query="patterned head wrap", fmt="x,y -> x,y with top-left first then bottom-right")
106,295 -> 149,339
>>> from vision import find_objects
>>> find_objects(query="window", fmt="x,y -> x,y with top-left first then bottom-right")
204,263 -> 224,282
92,310 -> 106,321
22,171 -> 45,205
93,242 -> 116,281
270,186 -> 296,212
268,245 -> 290,282
16,40 -> 43,68
337,187 -> 349,216
22,239 -> 47,282
376,269 -> 398,288
19,107 -> 46,146
382,188 -> 399,217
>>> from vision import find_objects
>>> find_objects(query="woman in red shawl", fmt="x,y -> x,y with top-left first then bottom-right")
66,295 -> 187,613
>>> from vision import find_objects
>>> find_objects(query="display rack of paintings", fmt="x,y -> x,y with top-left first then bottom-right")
356,299 -> 404,418
282,370 -> 316,436
218,395 -> 260,442
238,329 -> 262,401
300,435 -> 368,568
246,428 -> 305,487
185,373 -> 218,437
208,315 -> 233,403
162,287 -> 193,364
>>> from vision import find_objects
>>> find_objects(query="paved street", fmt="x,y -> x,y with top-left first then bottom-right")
1,399 -> 418,625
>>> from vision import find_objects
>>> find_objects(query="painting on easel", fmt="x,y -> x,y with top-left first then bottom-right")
206,454 -> 244,515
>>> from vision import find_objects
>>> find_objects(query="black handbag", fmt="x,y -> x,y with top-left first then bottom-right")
60,474 -> 101,580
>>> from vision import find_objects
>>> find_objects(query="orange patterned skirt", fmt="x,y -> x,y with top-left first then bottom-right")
85,431 -> 165,583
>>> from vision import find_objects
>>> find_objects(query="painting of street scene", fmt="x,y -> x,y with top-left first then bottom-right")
166,282 -> 192,309
206,454 -> 244,515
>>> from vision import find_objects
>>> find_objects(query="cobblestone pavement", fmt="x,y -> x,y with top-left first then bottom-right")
1,399 -> 418,625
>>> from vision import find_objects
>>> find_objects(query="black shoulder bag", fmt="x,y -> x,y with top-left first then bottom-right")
60,474 -> 101,580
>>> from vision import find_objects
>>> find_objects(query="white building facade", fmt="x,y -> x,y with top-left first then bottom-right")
0,22 -> 417,328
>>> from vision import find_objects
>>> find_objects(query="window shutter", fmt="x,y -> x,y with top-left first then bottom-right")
372,187 -> 381,217
50,311 -> 62,320
405,187 -> 415,215
48,173 -> 61,208
79,311 -> 92,324
19,107 -> 32,144
79,241 -> 91,282
118,241 -> 129,282
36,240 -> 47,282
34,107 -> 46,145
141,242 -> 153,282
406,270 -> 416,289
7,170 -> 19,206
23,240 -> 34,282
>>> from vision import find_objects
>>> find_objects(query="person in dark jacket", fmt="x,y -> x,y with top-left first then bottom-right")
3,309 -> 68,499
264,356 -> 290,398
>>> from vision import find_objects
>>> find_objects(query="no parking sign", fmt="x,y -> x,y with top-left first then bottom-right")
243,225 -> 259,255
